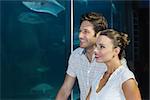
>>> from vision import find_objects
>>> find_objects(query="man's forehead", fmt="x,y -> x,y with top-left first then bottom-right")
80,24 -> 94,30
80,21 -> 93,27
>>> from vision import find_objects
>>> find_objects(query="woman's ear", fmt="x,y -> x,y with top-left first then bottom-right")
96,32 -> 101,38
114,47 -> 120,55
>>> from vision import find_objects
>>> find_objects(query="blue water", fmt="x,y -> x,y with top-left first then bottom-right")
1,1 -> 69,99
2,0 -> 145,100
1,0 -> 113,99
1,0 -> 122,99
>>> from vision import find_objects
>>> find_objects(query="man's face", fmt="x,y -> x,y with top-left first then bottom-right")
79,21 -> 96,49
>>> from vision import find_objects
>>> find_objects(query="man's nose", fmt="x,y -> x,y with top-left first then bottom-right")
79,32 -> 83,39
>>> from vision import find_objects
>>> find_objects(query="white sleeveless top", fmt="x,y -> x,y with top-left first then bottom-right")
90,65 -> 136,100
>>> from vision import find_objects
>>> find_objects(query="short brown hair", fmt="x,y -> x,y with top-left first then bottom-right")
80,12 -> 108,36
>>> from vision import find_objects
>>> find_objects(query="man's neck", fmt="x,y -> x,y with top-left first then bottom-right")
85,46 -> 95,62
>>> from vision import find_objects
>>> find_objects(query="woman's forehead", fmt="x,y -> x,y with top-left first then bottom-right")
97,35 -> 113,45
97,35 -> 111,42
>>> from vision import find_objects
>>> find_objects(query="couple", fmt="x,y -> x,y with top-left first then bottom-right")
56,12 -> 141,100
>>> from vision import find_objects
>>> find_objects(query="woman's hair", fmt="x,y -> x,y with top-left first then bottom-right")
80,12 -> 108,36
99,29 -> 130,59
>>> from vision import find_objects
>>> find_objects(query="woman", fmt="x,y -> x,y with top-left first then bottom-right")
86,29 -> 141,100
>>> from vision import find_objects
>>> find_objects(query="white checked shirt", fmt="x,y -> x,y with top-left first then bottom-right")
66,48 -> 106,100
66,48 -> 127,100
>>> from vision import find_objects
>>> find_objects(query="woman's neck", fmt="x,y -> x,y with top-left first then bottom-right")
105,58 -> 122,74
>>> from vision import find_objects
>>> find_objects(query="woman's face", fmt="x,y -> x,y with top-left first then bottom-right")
94,35 -> 116,63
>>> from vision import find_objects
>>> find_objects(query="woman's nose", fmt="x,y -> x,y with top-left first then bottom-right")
94,47 -> 98,53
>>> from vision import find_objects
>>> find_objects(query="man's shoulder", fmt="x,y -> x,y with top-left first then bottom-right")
72,47 -> 84,55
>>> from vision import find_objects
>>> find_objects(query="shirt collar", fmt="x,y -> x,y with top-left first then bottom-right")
78,48 -> 86,55
79,48 -> 96,62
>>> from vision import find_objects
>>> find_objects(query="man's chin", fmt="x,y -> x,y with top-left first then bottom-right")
80,46 -> 85,48
80,42 -> 89,48
79,44 -> 86,48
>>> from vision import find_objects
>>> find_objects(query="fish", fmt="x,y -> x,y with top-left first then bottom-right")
18,12 -> 46,24
111,3 -> 117,14
76,0 -> 88,6
31,83 -> 53,94
36,66 -> 49,72
22,0 -> 65,17
80,0 -> 88,4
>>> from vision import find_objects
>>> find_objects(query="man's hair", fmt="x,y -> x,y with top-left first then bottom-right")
80,12 -> 108,36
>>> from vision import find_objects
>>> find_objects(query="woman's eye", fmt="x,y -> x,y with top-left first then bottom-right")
100,46 -> 104,48
96,45 -> 105,50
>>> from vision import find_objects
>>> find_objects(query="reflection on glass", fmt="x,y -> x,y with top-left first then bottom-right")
1,1 -> 69,100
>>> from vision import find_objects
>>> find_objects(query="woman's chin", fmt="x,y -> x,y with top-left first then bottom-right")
96,59 -> 103,63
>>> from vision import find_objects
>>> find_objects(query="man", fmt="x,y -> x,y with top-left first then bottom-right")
56,12 -> 120,100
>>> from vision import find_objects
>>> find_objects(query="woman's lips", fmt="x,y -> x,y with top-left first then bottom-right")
95,56 -> 99,59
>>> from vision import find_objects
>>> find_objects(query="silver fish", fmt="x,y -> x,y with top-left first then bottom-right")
22,0 -> 65,17
18,12 -> 46,24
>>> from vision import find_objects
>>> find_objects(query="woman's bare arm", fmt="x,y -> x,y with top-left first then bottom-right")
122,78 -> 142,100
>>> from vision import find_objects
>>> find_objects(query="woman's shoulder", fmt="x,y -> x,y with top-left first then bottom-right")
119,66 -> 136,84
120,66 -> 134,75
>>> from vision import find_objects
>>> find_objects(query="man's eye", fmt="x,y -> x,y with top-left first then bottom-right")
83,30 -> 88,34
79,30 -> 87,34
